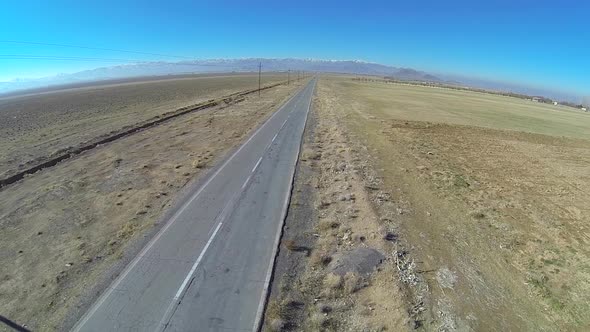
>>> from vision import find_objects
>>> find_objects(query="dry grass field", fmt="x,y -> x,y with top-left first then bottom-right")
0,77 -> 301,331
0,74 -> 285,179
267,76 -> 590,331
311,77 -> 590,331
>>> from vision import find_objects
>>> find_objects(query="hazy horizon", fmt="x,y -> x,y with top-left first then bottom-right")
0,57 -> 586,104
1,0 -> 588,102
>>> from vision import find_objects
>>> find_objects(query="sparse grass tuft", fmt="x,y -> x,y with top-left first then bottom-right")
343,272 -> 364,294
453,174 -> 470,188
324,273 -> 343,290
310,249 -> 332,267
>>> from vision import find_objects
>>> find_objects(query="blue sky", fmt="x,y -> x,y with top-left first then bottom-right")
1,0 -> 588,97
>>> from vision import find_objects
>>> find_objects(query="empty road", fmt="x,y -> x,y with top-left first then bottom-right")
72,78 -> 316,331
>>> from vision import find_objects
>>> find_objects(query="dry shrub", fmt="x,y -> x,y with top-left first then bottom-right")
117,222 -> 138,239
301,148 -> 321,161
284,239 -> 297,251
310,312 -> 338,331
343,272 -> 363,293
324,273 -> 343,290
310,249 -> 332,267
192,159 -> 206,169
317,219 -> 339,232
269,318 -> 285,332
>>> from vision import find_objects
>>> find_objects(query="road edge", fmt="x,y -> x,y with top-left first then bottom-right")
253,78 -> 316,332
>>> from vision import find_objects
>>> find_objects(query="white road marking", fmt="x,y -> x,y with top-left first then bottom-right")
156,221 -> 223,330
158,161 -> 255,331
242,175 -> 251,190
252,156 -> 263,173
174,221 -> 222,300
271,132 -> 278,142
72,83 -> 308,332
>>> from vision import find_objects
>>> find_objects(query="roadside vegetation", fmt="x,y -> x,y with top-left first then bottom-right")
266,75 -> 590,331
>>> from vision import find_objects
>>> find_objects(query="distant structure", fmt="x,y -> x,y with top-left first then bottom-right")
582,107 -> 588,112
553,101 -> 558,106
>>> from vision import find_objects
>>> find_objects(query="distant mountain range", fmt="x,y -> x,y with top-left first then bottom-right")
0,58 -> 584,104
0,58 -> 442,95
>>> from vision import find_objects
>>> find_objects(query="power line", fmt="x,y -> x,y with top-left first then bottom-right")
258,62 -> 262,97
0,40 -> 193,59
0,54 -> 243,68
0,54 -> 142,62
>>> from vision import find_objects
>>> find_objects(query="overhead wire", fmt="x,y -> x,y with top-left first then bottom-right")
0,40 -> 193,59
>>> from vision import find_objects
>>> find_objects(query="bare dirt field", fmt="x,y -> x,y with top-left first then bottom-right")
0,74 -> 284,179
266,76 -> 590,331
0,78 -> 302,331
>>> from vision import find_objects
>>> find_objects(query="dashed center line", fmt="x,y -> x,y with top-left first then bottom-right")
252,156 -> 263,173
242,175 -> 251,190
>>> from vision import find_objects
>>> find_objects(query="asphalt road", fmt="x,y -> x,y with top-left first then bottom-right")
72,78 -> 316,332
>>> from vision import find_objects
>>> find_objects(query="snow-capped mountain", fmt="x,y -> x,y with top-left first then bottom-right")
0,58 -> 441,95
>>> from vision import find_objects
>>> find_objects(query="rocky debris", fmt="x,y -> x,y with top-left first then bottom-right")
319,304 -> 333,314
344,206 -> 358,219
395,250 -> 419,286
383,232 -> 398,242
436,267 -> 458,289
375,192 -> 391,203
55,270 -> 67,283
335,162 -> 347,172
338,193 -> 355,201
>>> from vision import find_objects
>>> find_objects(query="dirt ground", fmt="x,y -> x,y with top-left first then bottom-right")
264,80 -> 410,331
0,74 -> 284,179
0,80 -> 302,331
305,76 -> 590,331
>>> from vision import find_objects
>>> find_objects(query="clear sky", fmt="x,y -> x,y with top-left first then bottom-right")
0,0 -> 588,97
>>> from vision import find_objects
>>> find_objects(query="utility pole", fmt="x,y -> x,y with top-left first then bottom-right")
288,69 -> 290,85
258,62 -> 261,97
